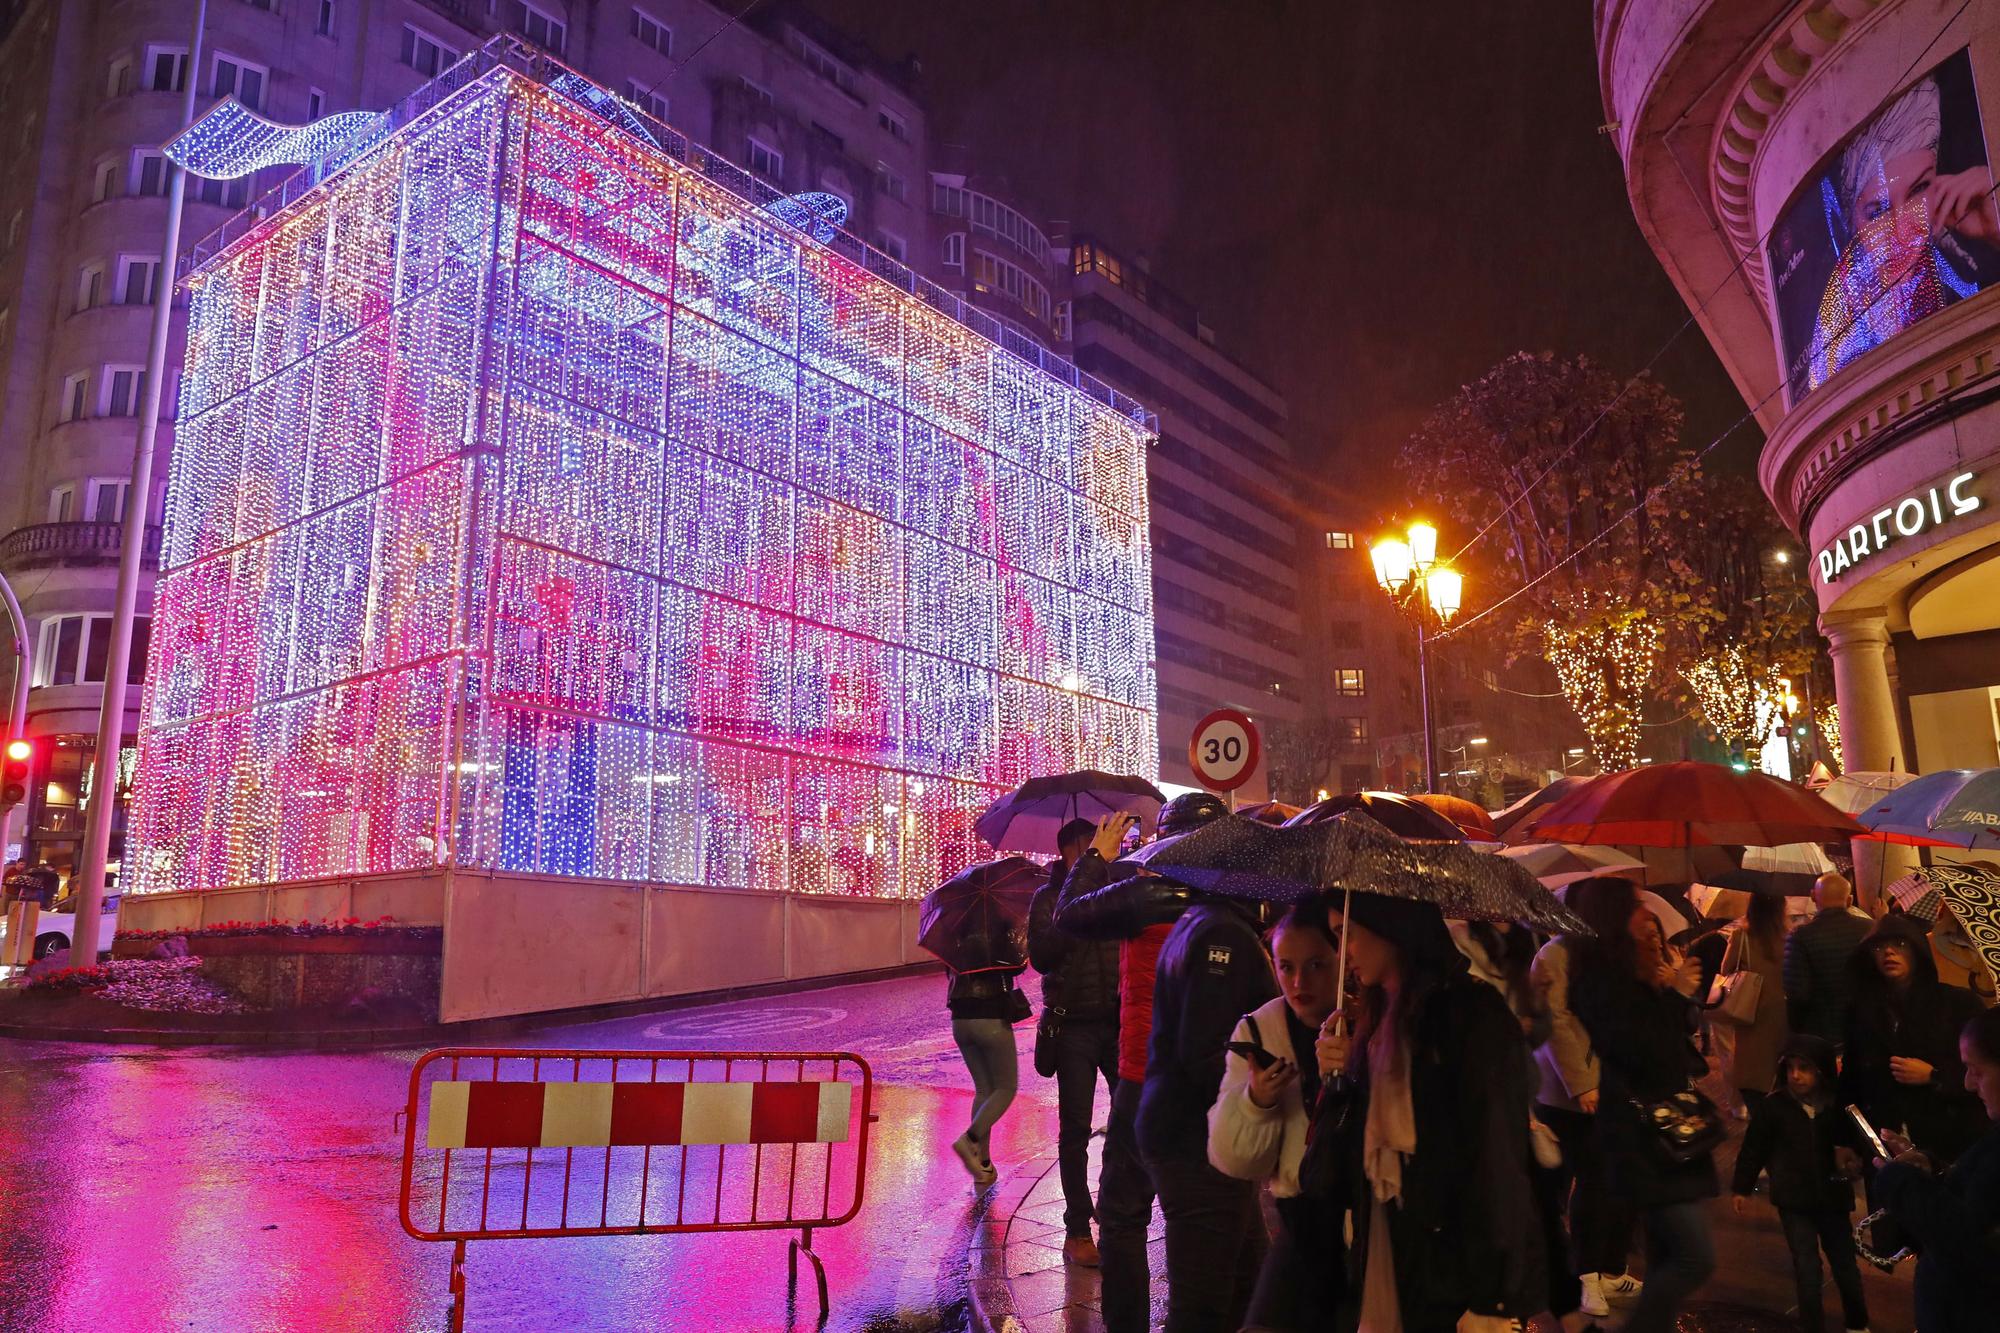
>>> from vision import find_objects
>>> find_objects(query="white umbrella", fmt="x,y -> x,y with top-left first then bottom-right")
1496,843 -> 1645,889
1819,770 -> 1917,816
1741,842 -> 1835,876
1557,882 -> 1689,939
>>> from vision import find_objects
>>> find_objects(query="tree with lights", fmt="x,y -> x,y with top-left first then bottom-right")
1399,352 -> 1704,770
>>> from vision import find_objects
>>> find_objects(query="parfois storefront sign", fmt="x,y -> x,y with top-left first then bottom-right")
1816,473 -> 1981,582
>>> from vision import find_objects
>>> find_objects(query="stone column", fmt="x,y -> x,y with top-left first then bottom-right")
1820,608 -> 1911,914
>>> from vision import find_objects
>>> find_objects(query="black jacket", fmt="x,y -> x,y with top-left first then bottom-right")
1135,900 -> 1277,1162
1051,852 -> 1193,940
1731,1037 -> 1861,1213
1841,926 -> 1985,1160
1877,1121 -> 2000,1333
1568,953 -> 1718,1206
946,965 -> 1027,1021
1029,859 -> 1121,1021
1783,909 -> 1873,1042
1319,976 -> 1547,1328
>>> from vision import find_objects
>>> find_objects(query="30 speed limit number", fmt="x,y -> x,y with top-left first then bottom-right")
1187,709 -> 1261,792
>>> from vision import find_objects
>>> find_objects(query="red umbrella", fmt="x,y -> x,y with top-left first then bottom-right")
1521,762 -> 1864,848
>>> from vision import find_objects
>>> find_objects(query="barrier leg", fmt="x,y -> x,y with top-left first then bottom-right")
789,1227 -> 828,1323
447,1239 -> 467,1333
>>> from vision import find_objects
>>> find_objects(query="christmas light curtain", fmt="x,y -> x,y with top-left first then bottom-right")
132,65 -> 1158,899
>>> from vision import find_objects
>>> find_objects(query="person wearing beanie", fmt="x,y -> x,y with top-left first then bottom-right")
1731,1035 -> 1872,1333
1308,892 -> 1546,1333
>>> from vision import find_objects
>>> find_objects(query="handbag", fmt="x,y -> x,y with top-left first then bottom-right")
1706,969 -> 1764,1026
1632,1085 -> 1728,1164
1034,1004 -> 1064,1077
1004,984 -> 1032,1026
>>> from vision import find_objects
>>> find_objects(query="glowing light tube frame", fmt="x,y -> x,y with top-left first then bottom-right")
132,64 -> 1159,900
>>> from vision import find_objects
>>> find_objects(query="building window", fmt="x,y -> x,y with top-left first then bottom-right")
1332,668 -> 1367,697
316,0 -> 337,38
739,77 -> 772,108
1327,619 -> 1362,649
59,373 -> 88,423
508,2 -> 567,54
970,248 -> 1051,324
1053,300 -> 1071,342
75,263 -> 105,314
399,25 -> 458,77
306,87 -> 325,120
101,365 -> 146,418
33,615 -> 151,688
792,36 -> 856,96
211,54 -> 267,111
131,151 -> 167,197
145,44 -> 188,93
874,162 -> 906,203
624,81 -> 668,122
48,484 -> 76,522
192,176 -> 250,209
874,231 -> 906,262
105,55 -> 133,98
877,107 -> 907,141
631,8 -> 671,56
744,136 -> 782,181
91,158 -> 118,203
116,255 -> 161,306
943,232 -> 964,270
1336,717 -> 1368,744
87,478 -> 131,522
1325,530 -> 1355,549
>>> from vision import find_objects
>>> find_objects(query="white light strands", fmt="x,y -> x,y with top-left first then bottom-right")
131,59 -> 1158,900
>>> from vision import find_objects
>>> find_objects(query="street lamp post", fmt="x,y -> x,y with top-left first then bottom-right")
1370,523 -> 1464,795
70,0 -> 208,955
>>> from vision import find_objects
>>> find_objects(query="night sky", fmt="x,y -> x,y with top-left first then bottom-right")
807,0 -> 1759,518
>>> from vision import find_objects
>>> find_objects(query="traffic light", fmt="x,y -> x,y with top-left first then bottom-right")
2,738 -> 30,808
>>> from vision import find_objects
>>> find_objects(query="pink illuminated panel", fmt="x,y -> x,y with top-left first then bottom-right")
132,66 -> 1156,898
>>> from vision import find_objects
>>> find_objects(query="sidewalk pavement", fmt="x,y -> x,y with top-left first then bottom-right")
966,1132 -> 1163,1333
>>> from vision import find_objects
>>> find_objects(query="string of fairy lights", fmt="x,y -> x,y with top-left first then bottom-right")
1541,603 -> 1660,773
132,66 -> 1159,898
1681,646 -> 1793,763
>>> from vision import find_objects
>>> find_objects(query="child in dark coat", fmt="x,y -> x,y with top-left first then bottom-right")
1731,1035 -> 1871,1333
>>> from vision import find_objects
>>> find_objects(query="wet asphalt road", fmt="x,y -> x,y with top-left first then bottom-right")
0,970 -> 1072,1333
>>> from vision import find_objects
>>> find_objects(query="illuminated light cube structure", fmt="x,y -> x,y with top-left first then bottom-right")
131,55 -> 1158,901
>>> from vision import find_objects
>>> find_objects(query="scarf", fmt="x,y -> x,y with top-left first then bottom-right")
1362,1013 -> 1417,1205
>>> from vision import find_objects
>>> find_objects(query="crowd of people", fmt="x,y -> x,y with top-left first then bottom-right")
933,803 -> 2000,1333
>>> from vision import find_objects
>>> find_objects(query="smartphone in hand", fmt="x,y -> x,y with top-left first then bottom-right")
1846,1103 -> 1889,1159
1224,1041 -> 1279,1070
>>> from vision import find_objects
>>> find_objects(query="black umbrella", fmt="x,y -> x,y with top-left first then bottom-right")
918,857 -> 1046,974
1136,812 -> 1588,933
975,771 -> 1166,854
1284,791 -> 1466,842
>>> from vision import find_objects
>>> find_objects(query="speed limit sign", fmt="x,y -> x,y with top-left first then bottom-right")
1188,709 -> 1261,792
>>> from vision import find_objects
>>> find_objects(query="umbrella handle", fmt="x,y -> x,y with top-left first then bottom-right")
1331,883 -> 1352,1039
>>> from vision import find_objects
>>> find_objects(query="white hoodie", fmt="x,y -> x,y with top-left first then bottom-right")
1206,994 -> 1312,1198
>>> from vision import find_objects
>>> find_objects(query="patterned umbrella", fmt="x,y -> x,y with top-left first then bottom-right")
1918,864 -> 2000,994
918,857 -> 1046,974
975,771 -> 1166,854
1284,790 -> 1466,842
1134,811 -> 1588,933
1522,762 -> 1863,847
1856,770 -> 2000,849
1883,872 -> 1943,924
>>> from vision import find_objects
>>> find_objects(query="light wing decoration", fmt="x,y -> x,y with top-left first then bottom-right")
164,98 -> 387,181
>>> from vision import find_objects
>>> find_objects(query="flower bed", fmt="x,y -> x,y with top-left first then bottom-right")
117,916 -> 437,943
21,957 -> 253,1015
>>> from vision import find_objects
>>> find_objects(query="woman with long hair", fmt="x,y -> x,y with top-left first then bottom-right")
1311,892 -> 1545,1332
1721,891 -> 1791,1113
1208,891 -> 1344,1330
1565,875 -> 1716,1333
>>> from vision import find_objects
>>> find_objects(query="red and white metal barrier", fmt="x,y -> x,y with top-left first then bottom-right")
398,1048 -> 875,1330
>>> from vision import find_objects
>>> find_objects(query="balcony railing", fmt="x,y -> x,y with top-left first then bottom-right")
0,521 -> 162,572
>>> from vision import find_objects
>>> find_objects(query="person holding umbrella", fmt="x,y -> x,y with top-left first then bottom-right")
1309,891 -> 1547,1332
920,857 -> 1045,1185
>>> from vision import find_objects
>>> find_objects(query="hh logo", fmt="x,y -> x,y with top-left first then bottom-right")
1206,947 -> 1232,966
